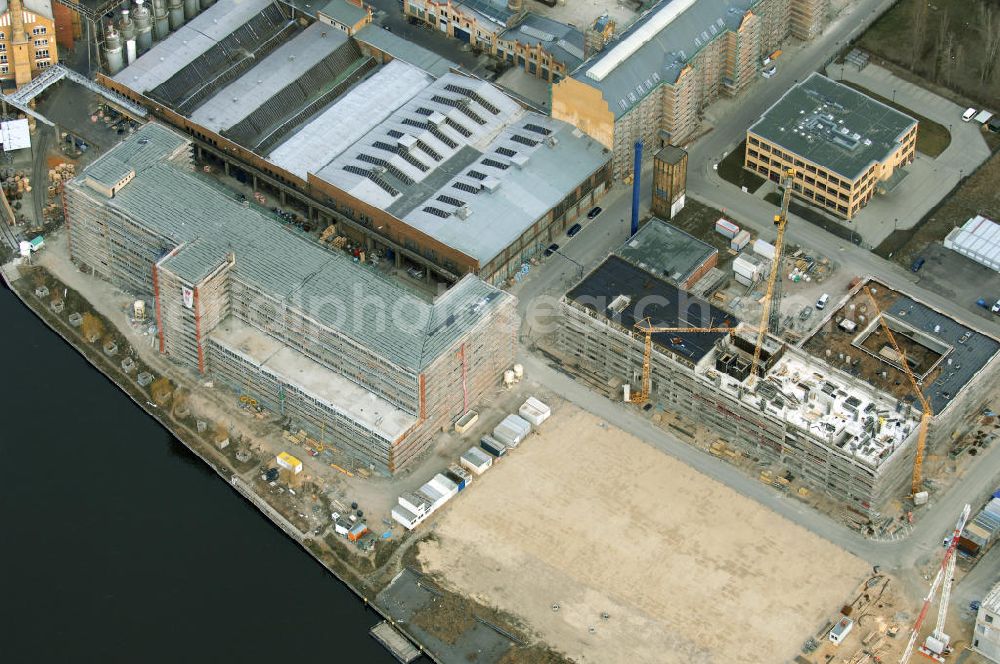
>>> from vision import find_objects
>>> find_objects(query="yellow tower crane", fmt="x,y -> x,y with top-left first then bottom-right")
629,317 -> 736,404
865,289 -> 933,497
749,168 -> 795,385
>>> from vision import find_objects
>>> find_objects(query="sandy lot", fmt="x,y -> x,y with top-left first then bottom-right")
418,404 -> 869,664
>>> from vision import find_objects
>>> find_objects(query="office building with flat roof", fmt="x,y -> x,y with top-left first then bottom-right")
745,73 -> 918,220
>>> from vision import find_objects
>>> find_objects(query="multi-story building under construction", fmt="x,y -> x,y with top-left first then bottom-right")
556,256 -> 962,511
552,0 -> 830,178
63,124 -> 519,473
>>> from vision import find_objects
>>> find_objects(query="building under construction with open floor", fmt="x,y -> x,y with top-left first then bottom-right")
63,124 -> 519,473
97,0 -> 611,286
556,256 -> 945,510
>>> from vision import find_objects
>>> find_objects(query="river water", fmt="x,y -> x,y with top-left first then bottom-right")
0,286 -> 400,663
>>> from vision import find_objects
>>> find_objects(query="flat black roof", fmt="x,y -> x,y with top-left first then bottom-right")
566,256 -> 737,364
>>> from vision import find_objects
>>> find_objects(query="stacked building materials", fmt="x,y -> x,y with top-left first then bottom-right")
519,397 -> 551,426
461,446 -> 493,474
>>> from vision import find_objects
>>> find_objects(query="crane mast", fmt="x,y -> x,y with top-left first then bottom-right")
864,289 -> 933,496
629,318 -> 735,404
750,168 -> 795,383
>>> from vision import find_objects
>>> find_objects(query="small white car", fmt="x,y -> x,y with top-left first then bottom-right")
762,65 -> 777,79
963,107 -> 977,122
991,299 -> 1000,314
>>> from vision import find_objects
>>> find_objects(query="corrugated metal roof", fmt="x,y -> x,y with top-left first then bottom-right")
318,0 -> 368,26
500,13 -> 585,71
72,124 -> 513,372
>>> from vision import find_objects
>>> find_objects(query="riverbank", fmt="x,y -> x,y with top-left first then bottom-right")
2,256 -> 567,664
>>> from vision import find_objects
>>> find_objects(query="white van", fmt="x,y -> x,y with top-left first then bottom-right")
816,293 -> 830,310
963,107 -> 978,122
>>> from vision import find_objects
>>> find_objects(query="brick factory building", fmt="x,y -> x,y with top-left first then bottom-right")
745,73 -> 918,220
64,124 -> 519,474
98,0 -> 611,287
551,0 -> 830,178
0,0 -> 59,89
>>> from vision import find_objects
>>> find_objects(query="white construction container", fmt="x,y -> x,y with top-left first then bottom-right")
730,229 -> 751,251
715,218 -> 739,238
524,397 -> 550,417
392,505 -> 421,530
519,403 -> 547,426
429,473 -> 459,500
503,414 -> 532,436
753,238 -> 776,261
460,446 -> 493,475
733,252 -> 765,281
493,423 -> 522,447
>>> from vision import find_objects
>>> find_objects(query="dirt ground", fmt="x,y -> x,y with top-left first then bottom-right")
417,403 -> 870,664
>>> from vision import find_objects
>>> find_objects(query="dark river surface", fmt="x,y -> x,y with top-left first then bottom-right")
0,286 -> 400,663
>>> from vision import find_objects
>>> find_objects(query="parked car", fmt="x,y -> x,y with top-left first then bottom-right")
993,299 -> 1000,314
816,293 -> 830,310
911,256 -> 925,272
963,107 -> 978,121
587,206 -> 603,220
762,65 -> 777,79
543,243 -> 559,257
406,266 -> 424,279
566,223 -> 582,237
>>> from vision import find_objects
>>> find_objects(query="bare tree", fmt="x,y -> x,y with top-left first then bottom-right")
982,1 -> 1000,84
911,0 -> 929,70
933,10 -> 951,83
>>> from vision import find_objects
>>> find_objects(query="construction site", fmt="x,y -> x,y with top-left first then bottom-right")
548,166 -> 1000,512
62,123 -> 520,474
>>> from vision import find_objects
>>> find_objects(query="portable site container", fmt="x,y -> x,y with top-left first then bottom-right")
829,618 -> 854,645
399,492 -> 430,517
524,397 -> 551,420
348,522 -> 369,542
334,518 -> 352,536
460,447 -> 492,475
504,414 -> 532,435
519,403 -> 547,426
446,463 -> 471,490
730,229 -> 751,251
984,498 -> 1000,521
753,238 -> 776,261
429,473 -> 459,500
391,506 -> 421,530
481,436 -> 507,457
493,424 -> 520,447
418,483 -> 444,510
276,451 -> 303,474
715,218 -> 739,238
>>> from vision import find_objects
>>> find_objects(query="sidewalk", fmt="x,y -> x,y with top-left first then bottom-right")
826,62 -> 991,246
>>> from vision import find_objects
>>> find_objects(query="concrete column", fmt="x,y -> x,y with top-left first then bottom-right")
251,174 -> 257,191
394,251 -> 402,268
223,161 -> 230,176
279,189 -> 286,205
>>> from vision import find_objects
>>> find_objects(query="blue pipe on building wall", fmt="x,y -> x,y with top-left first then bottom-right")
631,140 -> 642,237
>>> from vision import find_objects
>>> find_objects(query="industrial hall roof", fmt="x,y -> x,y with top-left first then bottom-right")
72,124 -> 513,372
616,218 -> 716,285
748,73 -> 918,181
569,0 -> 758,119
566,255 -> 737,364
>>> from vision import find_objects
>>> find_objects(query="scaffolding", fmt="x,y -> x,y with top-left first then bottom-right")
63,124 -> 519,472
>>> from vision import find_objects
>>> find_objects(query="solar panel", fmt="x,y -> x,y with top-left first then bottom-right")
437,194 -> 465,207
510,134 -> 538,147
523,123 -> 551,136
422,206 -> 450,218
496,146 -> 517,157
453,181 -> 480,194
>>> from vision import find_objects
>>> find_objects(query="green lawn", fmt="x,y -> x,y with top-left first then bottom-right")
837,81 -> 951,157
717,141 -> 767,193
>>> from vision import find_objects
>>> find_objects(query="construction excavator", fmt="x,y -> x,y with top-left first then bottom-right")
865,289 -> 933,498
628,317 -> 736,404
